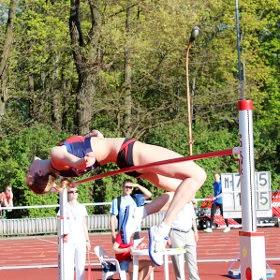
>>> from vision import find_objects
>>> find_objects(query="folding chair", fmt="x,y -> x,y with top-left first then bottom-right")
94,245 -> 127,280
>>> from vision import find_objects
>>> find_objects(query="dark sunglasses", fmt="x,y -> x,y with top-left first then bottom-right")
124,185 -> 133,189
67,191 -> 78,194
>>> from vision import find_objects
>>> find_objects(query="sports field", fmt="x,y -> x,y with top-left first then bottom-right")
0,227 -> 279,279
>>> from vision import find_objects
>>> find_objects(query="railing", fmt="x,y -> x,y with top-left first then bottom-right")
0,201 -> 167,236
0,212 -> 165,236
1,194 -> 278,236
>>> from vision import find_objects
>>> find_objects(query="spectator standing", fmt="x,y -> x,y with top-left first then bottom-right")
0,186 -> 14,217
110,180 -> 152,243
170,201 -> 200,280
113,232 -> 154,280
205,173 -> 230,233
0,186 -> 13,207
58,187 -> 91,280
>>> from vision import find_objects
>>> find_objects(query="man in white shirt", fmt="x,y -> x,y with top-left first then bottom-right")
170,201 -> 200,280
59,187 -> 91,280
110,180 -> 152,243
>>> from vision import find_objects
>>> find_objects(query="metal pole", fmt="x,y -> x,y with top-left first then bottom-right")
235,0 -> 244,99
235,3 -> 266,277
58,188 -> 67,280
238,100 -> 257,232
238,100 -> 266,279
185,42 -> 193,156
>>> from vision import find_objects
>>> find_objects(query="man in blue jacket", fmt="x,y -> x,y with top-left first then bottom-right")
205,173 -> 230,233
110,180 -> 152,243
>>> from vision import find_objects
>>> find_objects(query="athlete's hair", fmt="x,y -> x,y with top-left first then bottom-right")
26,173 -> 57,194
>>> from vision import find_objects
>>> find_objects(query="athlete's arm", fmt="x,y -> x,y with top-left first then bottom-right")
50,146 -> 96,171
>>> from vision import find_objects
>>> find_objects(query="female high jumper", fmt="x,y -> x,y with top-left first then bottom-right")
26,130 -> 206,266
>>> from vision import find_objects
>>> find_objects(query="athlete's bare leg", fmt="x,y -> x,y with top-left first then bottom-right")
144,192 -> 173,215
135,142 -> 206,226
134,142 -> 206,265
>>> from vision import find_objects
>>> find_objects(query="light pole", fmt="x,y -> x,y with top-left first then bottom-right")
185,26 -> 200,155
235,0 -> 245,99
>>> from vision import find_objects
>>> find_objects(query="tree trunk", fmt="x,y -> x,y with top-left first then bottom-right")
0,71 -> 7,117
77,73 -> 96,134
0,0 -> 17,119
122,2 -> 132,136
69,0 -> 101,134
51,55 -> 62,131
51,90 -> 62,131
61,77 -> 72,131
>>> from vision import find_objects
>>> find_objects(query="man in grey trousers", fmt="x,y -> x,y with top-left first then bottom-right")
170,201 -> 200,280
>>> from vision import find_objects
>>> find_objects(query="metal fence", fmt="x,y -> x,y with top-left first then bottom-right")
0,212 -> 165,236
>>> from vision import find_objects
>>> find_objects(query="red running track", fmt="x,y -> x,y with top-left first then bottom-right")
0,227 -> 279,280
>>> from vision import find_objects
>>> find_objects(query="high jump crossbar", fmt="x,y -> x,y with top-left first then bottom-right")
73,147 -> 238,186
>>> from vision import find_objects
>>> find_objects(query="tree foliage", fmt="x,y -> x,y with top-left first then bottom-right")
0,0 -> 278,217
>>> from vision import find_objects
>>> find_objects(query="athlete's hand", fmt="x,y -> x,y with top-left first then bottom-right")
61,179 -> 71,188
84,155 -> 96,168
85,129 -> 104,138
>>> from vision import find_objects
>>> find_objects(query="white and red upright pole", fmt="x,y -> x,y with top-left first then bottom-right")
58,188 -> 67,280
238,99 -> 266,280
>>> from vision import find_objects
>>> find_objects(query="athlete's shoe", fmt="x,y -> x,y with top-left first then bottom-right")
148,225 -> 168,266
121,205 -> 144,244
204,227 -> 213,233
223,226 -> 231,233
